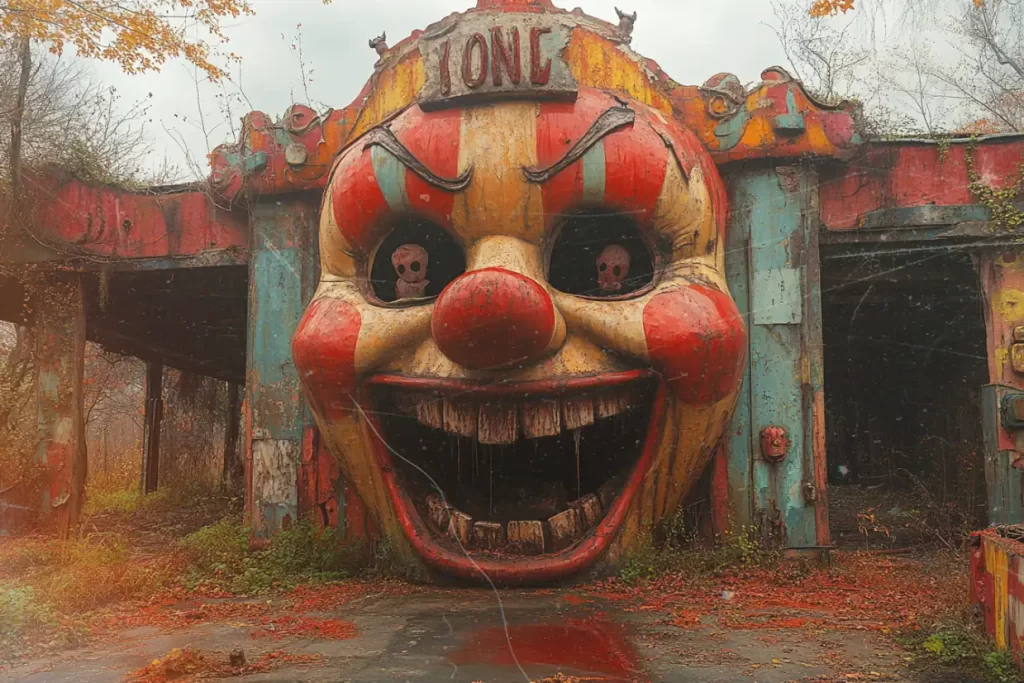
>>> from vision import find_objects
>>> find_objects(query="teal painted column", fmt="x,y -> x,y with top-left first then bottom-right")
245,197 -> 318,537
725,165 -> 828,548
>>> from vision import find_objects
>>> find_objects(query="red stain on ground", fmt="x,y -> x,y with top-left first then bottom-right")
250,615 -> 357,640
585,552 -> 961,635
289,579 -> 417,612
560,594 -> 589,606
449,617 -> 641,677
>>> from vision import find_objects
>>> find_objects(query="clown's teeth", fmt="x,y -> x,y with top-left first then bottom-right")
594,389 -> 632,419
562,396 -> 595,431
416,397 -> 444,430
478,401 -> 518,445
574,493 -> 603,528
549,507 -> 582,551
443,400 -> 478,438
521,399 -> 561,439
506,520 -> 545,555
426,494 -> 449,530
447,509 -> 473,545
472,521 -> 507,549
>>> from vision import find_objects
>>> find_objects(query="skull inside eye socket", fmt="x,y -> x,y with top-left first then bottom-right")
548,210 -> 654,297
369,217 -> 465,303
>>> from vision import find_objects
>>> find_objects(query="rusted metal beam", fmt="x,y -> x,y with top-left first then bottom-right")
33,276 -> 87,536
141,360 -> 163,494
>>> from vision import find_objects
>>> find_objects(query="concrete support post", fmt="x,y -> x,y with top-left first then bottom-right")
33,276 -> 87,536
718,165 -> 828,549
979,250 -> 1024,524
245,197 -> 319,537
141,360 -> 163,494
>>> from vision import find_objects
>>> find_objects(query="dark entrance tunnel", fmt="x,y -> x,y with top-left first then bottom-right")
821,246 -> 989,546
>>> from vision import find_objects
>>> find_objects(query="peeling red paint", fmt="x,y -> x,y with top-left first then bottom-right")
24,171 -> 247,262
820,139 -> 1024,230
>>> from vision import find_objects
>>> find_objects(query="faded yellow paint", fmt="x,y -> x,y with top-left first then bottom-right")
986,540 -> 1011,649
652,154 -> 701,260
349,54 -> 426,141
605,393 -> 737,566
996,287 -> 1024,325
450,103 -> 545,244
565,32 -> 672,114
804,121 -> 831,152
318,191 -> 357,278
739,116 -> 774,150
1012,344 -> 1024,375
996,348 -> 1010,379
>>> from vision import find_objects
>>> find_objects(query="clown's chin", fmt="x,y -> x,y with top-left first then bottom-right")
366,370 -> 659,581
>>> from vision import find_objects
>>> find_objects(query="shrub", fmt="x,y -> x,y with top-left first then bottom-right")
180,518 -> 350,594
0,585 -> 52,641
179,517 -> 250,579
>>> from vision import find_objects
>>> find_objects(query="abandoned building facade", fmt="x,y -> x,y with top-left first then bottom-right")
3,0 -> 1024,645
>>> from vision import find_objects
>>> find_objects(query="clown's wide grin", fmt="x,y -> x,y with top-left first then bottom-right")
369,371 -> 656,559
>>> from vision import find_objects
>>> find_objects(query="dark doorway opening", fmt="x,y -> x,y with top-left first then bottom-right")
821,247 -> 989,548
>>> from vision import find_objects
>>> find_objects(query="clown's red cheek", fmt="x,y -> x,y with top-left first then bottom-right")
642,285 -> 747,404
292,298 -> 362,418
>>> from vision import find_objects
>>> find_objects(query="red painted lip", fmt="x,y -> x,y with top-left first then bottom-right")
365,372 -> 666,585
364,369 -> 654,397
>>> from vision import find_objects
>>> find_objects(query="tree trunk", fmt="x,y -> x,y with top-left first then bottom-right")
9,38 -> 31,224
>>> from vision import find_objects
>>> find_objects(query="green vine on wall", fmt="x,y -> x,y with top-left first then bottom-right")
964,139 -> 1024,231
936,136 -> 950,165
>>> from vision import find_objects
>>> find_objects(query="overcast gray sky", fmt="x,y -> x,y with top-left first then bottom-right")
87,0 -> 791,180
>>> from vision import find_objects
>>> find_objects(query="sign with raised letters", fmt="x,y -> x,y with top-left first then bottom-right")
420,14 -> 578,109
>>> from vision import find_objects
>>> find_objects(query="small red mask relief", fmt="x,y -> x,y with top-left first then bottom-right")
760,426 -> 788,462
596,244 -> 630,293
392,243 -> 429,299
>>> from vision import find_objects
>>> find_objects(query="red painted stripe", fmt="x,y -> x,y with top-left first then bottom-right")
709,445 -> 730,534
643,284 -> 747,404
535,89 -> 617,227
292,298 -> 362,421
393,107 -> 462,225
602,108 -> 669,227
331,145 -> 390,254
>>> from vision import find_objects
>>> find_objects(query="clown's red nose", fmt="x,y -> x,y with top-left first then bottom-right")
431,267 -> 556,370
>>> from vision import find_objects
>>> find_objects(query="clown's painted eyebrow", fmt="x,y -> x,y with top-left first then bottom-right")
361,125 -> 472,192
522,105 -> 635,184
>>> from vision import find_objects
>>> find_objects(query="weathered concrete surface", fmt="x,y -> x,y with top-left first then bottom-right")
4,587 -> 921,682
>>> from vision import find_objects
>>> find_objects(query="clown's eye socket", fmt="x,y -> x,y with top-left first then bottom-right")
369,217 -> 465,304
548,209 -> 654,298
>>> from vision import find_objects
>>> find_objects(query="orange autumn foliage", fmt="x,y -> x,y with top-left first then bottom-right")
0,0 -> 261,78
809,0 -> 855,16
810,0 -> 984,17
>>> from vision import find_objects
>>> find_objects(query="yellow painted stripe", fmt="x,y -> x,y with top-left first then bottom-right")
450,103 -> 545,246
987,540 -> 1010,649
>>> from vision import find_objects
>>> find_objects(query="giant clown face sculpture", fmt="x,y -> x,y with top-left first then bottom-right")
293,87 -> 746,583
